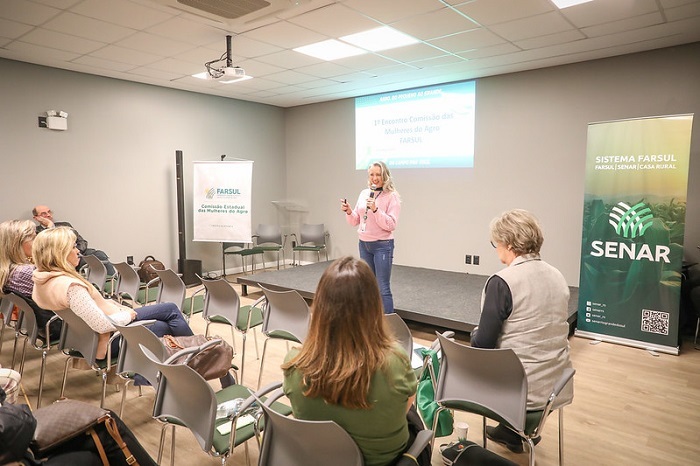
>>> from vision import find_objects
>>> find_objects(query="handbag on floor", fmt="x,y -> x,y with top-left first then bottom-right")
417,348 -> 453,437
162,334 -> 234,380
31,399 -> 141,466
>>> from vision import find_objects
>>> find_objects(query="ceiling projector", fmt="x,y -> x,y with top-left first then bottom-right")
219,66 -> 245,78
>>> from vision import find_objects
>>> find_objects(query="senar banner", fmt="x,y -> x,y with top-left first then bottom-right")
575,114 -> 693,355
193,161 -> 253,242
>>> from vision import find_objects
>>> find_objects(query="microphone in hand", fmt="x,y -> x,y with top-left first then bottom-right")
364,184 -> 377,221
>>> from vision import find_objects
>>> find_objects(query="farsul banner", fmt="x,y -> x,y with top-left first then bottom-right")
575,114 -> 694,355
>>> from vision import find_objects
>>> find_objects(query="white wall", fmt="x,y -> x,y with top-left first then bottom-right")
285,43 -> 700,285
0,59 -> 287,273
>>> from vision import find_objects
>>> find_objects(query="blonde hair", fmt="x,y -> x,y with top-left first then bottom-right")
490,209 -> 544,255
282,256 -> 403,409
368,161 -> 399,197
0,220 -> 37,291
32,227 -> 91,287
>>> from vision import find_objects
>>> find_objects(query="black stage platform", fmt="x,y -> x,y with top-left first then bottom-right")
238,261 -> 579,333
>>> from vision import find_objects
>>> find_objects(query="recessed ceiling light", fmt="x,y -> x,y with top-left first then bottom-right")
294,39 -> 366,61
341,26 -> 419,52
551,0 -> 594,8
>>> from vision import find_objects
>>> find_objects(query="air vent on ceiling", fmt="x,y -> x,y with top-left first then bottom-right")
177,0 -> 271,20
149,0 -> 317,26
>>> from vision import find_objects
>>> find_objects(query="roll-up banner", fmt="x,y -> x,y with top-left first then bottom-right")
193,161 -> 253,242
575,114 -> 694,355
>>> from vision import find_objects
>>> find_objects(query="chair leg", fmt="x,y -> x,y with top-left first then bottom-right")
100,370 -> 108,408
170,425 -> 176,466
157,423 -> 168,465
695,316 -> 699,350
240,333 -> 247,383
37,349 -> 48,408
429,406 -> 447,451
525,437 -> 536,466
60,357 -> 72,399
257,338 -> 270,390
119,380 -> 132,417
558,408 -> 564,466
18,337 -> 29,376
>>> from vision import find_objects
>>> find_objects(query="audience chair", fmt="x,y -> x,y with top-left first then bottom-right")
4,293 -> 60,408
113,261 -> 151,307
256,287 -> 310,389
431,333 -> 575,466
0,295 -> 16,358
153,268 -> 186,312
56,307 -> 120,408
253,224 -> 287,270
82,254 -> 112,296
222,242 -> 264,277
384,312 -> 413,358
257,388 -> 433,466
198,276 -> 264,382
113,320 -> 168,417
141,346 -> 292,466
291,223 -> 328,265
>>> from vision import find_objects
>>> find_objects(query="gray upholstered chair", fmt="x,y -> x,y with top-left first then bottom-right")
256,286 -> 310,389
431,333 -> 575,466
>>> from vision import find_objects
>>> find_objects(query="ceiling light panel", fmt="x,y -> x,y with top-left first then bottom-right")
340,26 -> 419,52
294,39 -> 366,60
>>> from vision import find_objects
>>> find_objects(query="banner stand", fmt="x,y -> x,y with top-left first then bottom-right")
575,330 -> 679,355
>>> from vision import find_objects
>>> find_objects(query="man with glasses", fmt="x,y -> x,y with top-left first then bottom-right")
32,205 -> 115,275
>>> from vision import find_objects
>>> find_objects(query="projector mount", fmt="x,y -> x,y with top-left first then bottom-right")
205,35 -> 244,80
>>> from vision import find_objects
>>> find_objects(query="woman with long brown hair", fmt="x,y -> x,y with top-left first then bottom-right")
282,256 -> 416,466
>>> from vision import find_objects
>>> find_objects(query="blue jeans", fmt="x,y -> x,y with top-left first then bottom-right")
359,239 -> 395,314
109,302 -> 193,357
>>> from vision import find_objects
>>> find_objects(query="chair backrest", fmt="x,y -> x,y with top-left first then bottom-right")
83,254 -> 108,292
299,223 -> 326,246
256,224 -> 283,246
435,333 -> 528,431
260,286 -> 310,343
141,345 -> 217,453
384,313 -> 412,358
115,322 -> 169,387
200,277 -> 242,325
57,307 -> 101,367
258,395 -> 363,466
113,262 -> 141,303
154,269 -> 186,311
4,293 -> 39,344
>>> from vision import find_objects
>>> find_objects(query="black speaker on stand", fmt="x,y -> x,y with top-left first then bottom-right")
176,150 -> 202,286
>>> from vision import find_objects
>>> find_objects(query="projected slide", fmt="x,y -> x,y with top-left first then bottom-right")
355,80 -> 475,169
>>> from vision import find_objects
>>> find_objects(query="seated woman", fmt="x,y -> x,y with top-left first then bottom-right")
471,209 -> 574,453
0,219 -> 62,340
282,256 -> 417,466
31,227 -> 193,359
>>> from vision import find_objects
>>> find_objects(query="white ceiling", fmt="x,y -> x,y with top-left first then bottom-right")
2,0 -> 699,108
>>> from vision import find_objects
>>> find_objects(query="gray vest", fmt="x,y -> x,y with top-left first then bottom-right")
493,254 -> 574,410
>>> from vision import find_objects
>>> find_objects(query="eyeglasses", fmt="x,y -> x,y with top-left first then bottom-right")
490,241 -> 497,249
36,210 -> 53,217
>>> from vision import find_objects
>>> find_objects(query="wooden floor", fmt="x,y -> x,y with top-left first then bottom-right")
2,277 -> 700,465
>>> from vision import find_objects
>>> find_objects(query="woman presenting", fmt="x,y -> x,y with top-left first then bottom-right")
341,161 -> 400,314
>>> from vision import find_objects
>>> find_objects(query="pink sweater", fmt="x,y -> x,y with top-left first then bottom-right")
346,188 -> 401,242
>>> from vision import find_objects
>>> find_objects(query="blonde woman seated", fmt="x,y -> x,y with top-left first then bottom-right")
282,256 -> 417,466
31,227 -> 193,360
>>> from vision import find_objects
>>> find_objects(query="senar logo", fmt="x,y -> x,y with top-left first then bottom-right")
608,201 -> 653,239
590,201 -> 669,263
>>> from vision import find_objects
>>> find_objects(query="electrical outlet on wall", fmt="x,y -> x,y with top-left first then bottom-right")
473,255 -> 480,265
465,254 -> 472,264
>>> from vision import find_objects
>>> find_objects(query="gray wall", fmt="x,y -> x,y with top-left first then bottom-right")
0,58 -> 286,273
285,43 -> 700,285
1,43 -> 698,285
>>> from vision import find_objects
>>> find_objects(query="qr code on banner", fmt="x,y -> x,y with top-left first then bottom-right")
641,309 -> 670,336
